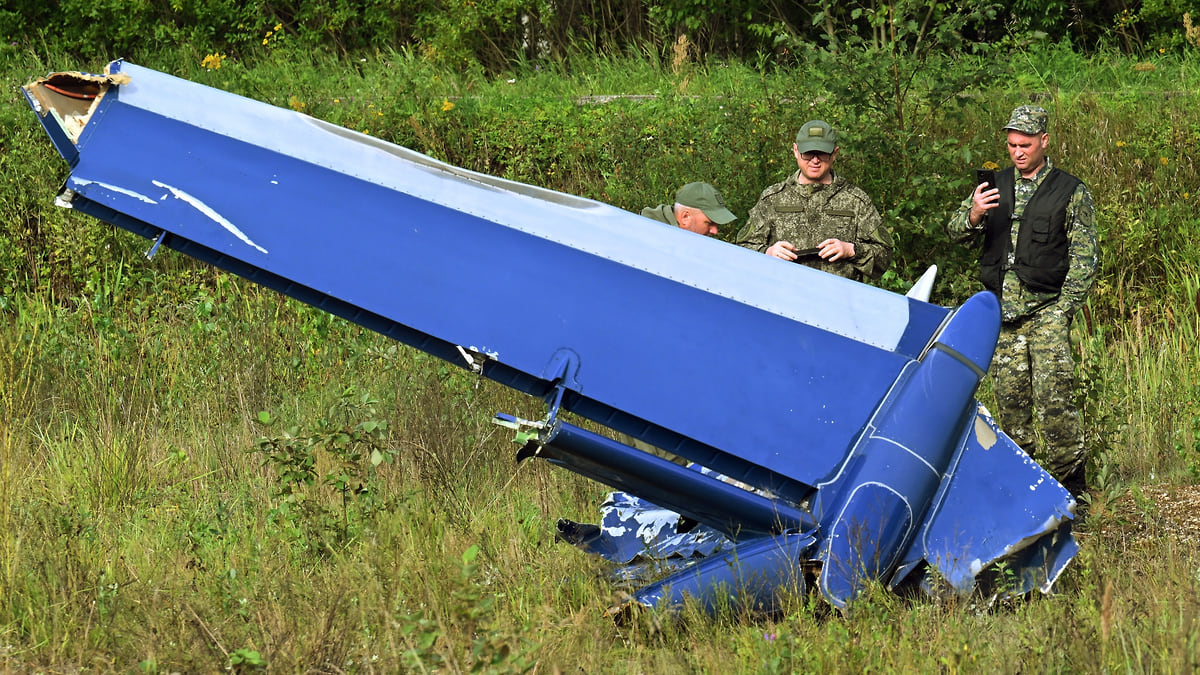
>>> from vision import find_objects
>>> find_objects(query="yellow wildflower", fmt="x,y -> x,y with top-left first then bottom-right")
275,23 -> 283,31
201,53 -> 224,70
1160,156 -> 1169,166
442,99 -> 455,112
1116,141 -> 1126,147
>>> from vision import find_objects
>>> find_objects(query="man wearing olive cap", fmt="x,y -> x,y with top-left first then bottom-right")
734,119 -> 893,282
641,181 -> 737,237
946,104 -> 1099,495
624,181 -> 736,460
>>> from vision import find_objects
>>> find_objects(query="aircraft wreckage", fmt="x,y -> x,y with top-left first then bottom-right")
24,61 -> 1077,616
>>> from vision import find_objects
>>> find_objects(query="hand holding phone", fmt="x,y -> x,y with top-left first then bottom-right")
790,247 -> 821,262
975,168 -> 996,190
970,168 -> 1000,224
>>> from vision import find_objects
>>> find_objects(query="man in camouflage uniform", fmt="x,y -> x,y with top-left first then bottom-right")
946,105 -> 1099,494
641,181 -> 737,236
735,120 -> 893,282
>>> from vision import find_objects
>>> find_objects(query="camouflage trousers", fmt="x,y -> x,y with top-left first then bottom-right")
992,308 -> 1085,483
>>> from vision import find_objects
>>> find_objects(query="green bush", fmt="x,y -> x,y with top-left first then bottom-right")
2,1 -> 1194,71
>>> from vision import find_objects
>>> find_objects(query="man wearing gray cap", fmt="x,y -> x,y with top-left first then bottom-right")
946,104 -> 1099,496
734,119 -> 893,282
641,181 -> 737,237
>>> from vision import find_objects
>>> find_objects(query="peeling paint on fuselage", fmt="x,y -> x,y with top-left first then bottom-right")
72,178 -> 159,205
151,180 -> 268,254
973,413 -> 998,450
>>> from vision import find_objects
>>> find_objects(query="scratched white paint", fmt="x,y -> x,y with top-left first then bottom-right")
72,177 -> 158,204
152,180 -> 268,254
466,345 -> 501,360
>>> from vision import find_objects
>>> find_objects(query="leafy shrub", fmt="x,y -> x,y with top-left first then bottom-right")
2,1 -> 1193,70
255,387 -> 394,552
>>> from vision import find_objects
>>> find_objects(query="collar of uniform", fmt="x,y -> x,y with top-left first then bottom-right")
790,170 -> 839,189
662,205 -> 680,227
1018,157 -> 1054,185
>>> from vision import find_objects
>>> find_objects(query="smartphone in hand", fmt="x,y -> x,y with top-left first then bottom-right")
790,247 -> 821,262
975,168 -> 997,190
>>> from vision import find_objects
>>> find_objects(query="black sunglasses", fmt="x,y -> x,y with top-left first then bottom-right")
799,150 -> 832,162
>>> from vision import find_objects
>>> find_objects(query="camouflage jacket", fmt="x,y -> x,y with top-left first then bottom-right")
947,158 -> 1099,323
734,172 -> 893,281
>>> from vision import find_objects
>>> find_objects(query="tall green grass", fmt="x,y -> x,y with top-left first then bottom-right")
2,40 -> 1200,671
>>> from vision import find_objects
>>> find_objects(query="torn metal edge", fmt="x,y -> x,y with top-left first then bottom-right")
22,68 -> 130,144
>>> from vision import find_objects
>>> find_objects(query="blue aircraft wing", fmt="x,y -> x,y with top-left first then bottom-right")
24,62 -> 949,501
23,61 -> 1076,615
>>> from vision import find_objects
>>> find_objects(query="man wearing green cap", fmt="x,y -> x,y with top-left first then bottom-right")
641,181 -> 737,236
946,104 -> 1099,496
734,119 -> 893,282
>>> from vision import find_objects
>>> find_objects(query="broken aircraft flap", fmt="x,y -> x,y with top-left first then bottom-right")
25,60 -> 1078,618
901,404 -> 1079,598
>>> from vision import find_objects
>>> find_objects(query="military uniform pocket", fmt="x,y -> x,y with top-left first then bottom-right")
825,209 -> 855,240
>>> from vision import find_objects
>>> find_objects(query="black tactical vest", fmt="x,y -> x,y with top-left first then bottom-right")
979,167 -> 1081,296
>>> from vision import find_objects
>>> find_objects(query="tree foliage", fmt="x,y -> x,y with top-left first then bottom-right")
3,0 -> 1197,69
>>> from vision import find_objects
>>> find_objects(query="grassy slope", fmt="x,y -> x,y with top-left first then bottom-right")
2,42 -> 1200,672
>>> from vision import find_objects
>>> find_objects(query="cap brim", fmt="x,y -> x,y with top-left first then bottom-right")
795,141 -> 836,154
703,207 -> 737,225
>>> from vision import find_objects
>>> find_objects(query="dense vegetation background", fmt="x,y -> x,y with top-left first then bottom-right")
2,1 -> 1200,672
4,0 -> 1200,66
